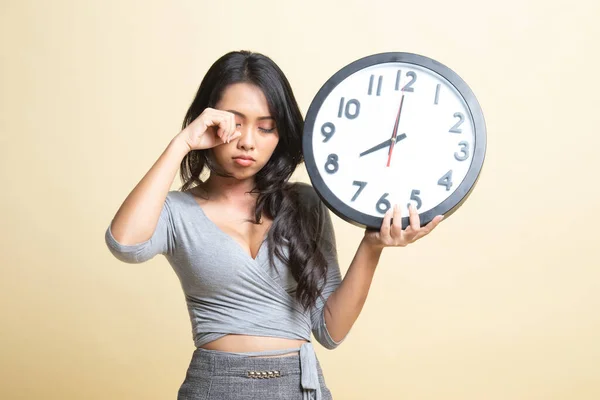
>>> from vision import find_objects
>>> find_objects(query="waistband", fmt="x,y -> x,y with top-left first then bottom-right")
195,342 -> 322,400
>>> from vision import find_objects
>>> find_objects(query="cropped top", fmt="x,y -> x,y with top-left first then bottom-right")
104,183 -> 346,399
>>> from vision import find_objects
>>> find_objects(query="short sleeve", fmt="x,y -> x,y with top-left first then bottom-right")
104,193 -> 177,264
310,197 -> 347,349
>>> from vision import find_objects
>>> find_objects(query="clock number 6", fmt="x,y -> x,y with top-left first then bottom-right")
325,154 -> 339,174
376,193 -> 391,214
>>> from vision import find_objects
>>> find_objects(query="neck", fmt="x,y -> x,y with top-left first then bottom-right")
203,174 -> 257,204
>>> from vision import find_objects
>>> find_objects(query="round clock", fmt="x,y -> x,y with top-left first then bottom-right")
302,52 -> 486,229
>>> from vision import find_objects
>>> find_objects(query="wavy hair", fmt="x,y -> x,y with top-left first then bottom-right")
179,50 -> 328,311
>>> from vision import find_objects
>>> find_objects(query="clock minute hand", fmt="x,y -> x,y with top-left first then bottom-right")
387,94 -> 405,167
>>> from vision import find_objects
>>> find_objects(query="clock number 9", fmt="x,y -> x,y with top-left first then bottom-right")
325,154 -> 339,174
321,122 -> 335,142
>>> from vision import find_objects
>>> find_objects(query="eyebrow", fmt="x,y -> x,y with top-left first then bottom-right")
226,110 -> 274,121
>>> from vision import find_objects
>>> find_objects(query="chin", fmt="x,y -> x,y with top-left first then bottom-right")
229,171 -> 255,180
227,165 -> 261,180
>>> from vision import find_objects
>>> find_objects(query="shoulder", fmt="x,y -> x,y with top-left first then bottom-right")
286,182 -> 322,208
165,190 -> 189,203
161,190 -> 197,213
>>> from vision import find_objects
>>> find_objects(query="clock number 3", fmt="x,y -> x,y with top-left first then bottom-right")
325,154 -> 339,174
454,141 -> 469,161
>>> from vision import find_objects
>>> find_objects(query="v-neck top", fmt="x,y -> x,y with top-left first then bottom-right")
105,183 -> 346,398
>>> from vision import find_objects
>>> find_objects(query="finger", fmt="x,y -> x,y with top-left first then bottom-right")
408,203 -> 420,231
390,204 -> 402,238
217,114 -> 233,143
422,215 -> 444,235
413,215 -> 444,241
380,207 -> 393,240
217,115 -> 232,143
226,112 -> 236,143
204,114 -> 228,141
216,126 -> 227,143
204,110 -> 226,127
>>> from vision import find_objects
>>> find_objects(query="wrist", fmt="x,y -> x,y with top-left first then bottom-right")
170,133 -> 192,156
359,236 -> 384,258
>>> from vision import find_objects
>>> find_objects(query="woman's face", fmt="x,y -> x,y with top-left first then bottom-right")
211,83 -> 279,180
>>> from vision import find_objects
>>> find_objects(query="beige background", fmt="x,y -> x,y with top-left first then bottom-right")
1,0 -> 599,399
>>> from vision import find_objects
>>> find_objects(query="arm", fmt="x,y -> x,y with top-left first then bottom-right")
321,238 -> 382,344
104,137 -> 189,263
323,203 -> 444,343
105,108 -> 239,263
108,137 -> 190,247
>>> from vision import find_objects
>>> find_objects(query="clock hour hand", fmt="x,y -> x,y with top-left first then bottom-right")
359,133 -> 407,158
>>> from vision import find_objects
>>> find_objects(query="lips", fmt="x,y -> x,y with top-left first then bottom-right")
233,155 -> 256,167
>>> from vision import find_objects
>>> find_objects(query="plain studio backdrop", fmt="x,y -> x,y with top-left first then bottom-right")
1,1 -> 599,399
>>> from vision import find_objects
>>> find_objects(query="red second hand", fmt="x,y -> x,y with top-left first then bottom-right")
387,94 -> 405,167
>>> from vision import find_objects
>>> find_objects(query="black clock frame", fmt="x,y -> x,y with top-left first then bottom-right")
302,52 -> 486,229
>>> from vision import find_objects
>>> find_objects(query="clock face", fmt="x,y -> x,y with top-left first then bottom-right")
303,53 -> 486,229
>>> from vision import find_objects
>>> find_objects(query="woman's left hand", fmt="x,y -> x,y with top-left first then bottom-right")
363,203 -> 444,249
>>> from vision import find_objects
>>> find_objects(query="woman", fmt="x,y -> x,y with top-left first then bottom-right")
105,50 -> 443,400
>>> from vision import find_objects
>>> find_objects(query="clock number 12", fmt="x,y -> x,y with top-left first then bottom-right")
395,70 -> 417,92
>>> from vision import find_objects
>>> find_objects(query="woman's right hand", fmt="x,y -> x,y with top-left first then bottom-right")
176,108 -> 241,152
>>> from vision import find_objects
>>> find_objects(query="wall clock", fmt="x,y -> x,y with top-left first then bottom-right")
302,52 -> 486,229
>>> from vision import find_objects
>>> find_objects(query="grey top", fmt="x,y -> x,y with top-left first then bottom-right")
104,183 -> 346,353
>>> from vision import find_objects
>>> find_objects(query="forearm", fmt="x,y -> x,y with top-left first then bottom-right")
322,237 -> 383,342
109,135 -> 190,245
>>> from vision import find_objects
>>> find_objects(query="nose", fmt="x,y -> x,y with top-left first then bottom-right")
236,126 -> 256,151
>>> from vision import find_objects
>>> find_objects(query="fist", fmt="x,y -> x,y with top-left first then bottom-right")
177,108 -> 241,152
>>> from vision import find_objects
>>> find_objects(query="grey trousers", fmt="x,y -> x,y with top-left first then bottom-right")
177,348 -> 333,400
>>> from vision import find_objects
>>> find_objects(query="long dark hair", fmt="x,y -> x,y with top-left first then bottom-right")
179,50 -> 328,311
